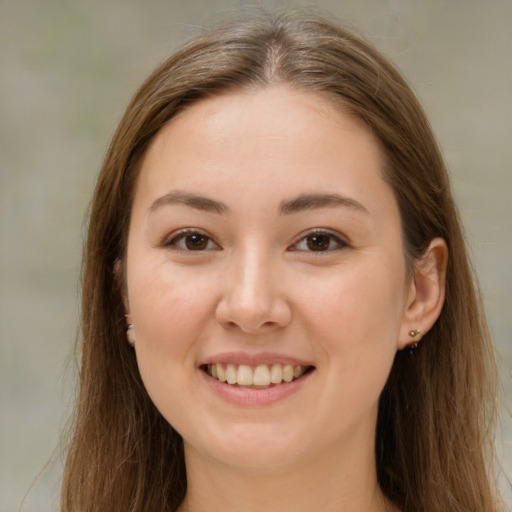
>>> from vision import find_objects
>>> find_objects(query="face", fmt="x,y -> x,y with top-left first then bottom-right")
124,85 -> 415,472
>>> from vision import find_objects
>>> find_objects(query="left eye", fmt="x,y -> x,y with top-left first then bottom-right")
292,231 -> 346,252
164,231 -> 219,251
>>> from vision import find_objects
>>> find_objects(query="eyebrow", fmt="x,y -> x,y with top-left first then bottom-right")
148,190 -> 368,216
279,193 -> 369,215
148,191 -> 229,215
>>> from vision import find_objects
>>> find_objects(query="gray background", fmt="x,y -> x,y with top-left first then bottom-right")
1,1 -> 510,510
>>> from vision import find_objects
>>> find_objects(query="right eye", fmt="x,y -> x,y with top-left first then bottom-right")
164,230 -> 220,251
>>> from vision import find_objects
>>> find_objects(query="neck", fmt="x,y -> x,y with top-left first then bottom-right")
178,429 -> 394,512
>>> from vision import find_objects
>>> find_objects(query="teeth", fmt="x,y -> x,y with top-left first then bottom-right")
226,364 -> 237,384
237,365 -> 253,386
270,364 -> 282,384
206,363 -> 309,387
282,365 -> 294,382
217,363 -> 226,382
253,365 -> 271,386
293,365 -> 305,378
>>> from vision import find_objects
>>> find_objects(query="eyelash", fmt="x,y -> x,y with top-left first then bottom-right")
163,229 -> 220,252
290,229 -> 348,253
162,228 -> 348,253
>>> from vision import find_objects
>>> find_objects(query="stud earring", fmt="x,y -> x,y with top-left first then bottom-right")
409,341 -> 419,351
126,324 -> 136,346
407,328 -> 422,356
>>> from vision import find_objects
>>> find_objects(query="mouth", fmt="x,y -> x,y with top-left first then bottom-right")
201,363 -> 315,389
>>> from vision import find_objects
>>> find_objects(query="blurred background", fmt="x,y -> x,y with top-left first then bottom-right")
0,0 -> 510,510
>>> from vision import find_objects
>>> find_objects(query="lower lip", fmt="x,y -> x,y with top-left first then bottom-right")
200,369 -> 314,406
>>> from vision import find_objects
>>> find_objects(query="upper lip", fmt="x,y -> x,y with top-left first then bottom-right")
200,351 -> 314,367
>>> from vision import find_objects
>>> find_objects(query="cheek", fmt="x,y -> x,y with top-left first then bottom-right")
127,264 -> 219,380
295,258 -> 406,403
127,266 -> 220,428
130,261 -> 214,336
299,258 -> 406,344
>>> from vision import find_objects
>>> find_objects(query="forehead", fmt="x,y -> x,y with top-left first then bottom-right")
134,85 -> 395,219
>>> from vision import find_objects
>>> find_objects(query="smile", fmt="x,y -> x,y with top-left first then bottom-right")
203,363 -> 313,388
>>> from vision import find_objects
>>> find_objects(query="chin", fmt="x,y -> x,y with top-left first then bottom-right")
184,422 -> 309,472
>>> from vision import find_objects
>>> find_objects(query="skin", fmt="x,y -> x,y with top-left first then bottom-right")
123,85 -> 447,512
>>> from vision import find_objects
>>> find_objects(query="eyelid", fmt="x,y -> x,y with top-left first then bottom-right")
162,228 -> 221,251
160,227 -> 348,253
288,228 -> 349,252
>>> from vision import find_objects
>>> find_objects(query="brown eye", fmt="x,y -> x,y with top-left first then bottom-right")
291,230 -> 347,252
185,233 -> 209,250
165,230 -> 219,251
306,234 -> 332,251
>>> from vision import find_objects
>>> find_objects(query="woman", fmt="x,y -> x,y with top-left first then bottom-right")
61,11 -> 502,512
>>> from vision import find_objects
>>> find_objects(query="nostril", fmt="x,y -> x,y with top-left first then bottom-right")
220,319 -> 278,334
214,289 -> 292,333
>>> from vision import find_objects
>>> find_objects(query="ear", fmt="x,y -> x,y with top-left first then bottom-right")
114,259 -> 131,325
398,237 -> 448,350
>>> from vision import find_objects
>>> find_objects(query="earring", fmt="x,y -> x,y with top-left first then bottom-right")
408,341 -> 419,351
407,328 -> 422,356
126,324 -> 136,346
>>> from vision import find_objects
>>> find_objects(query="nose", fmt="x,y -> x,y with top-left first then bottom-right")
215,247 -> 292,333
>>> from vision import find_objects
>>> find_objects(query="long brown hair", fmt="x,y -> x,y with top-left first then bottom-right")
61,10 -> 501,512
